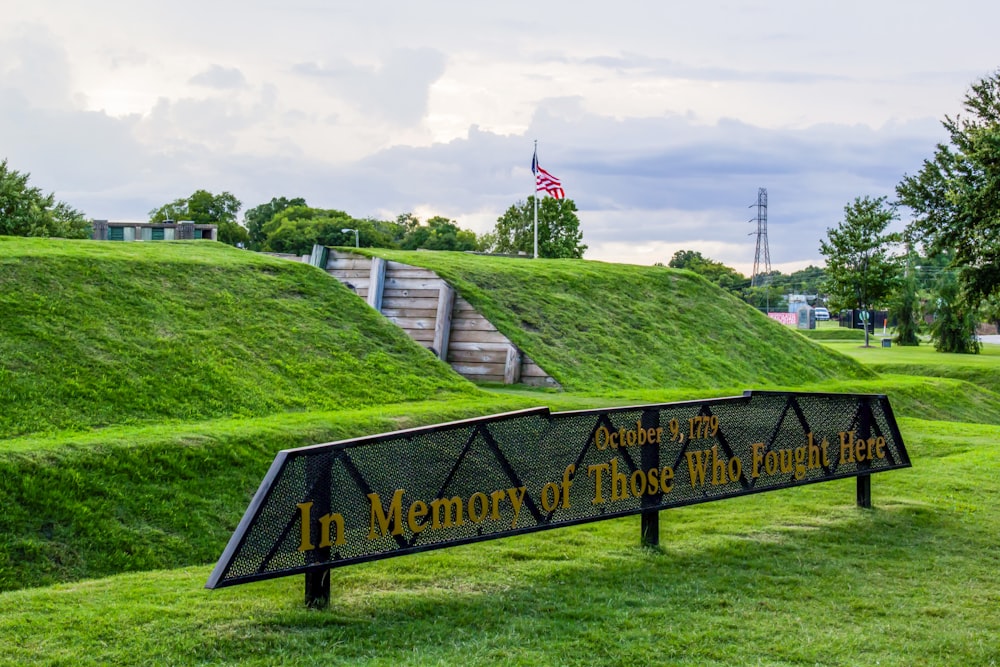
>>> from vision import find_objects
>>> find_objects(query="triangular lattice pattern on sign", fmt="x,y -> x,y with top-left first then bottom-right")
207,392 -> 910,589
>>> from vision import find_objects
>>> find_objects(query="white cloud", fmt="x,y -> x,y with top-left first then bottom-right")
189,65 -> 248,90
0,0 -> 995,274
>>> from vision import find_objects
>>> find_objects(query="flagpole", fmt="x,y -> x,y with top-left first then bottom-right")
533,139 -> 538,259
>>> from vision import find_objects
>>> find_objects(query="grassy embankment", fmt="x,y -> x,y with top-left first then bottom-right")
0,237 -> 478,438
1,239 -> 999,665
352,249 -> 871,392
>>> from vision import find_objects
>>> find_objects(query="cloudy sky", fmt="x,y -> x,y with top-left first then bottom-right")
2,1 -> 997,273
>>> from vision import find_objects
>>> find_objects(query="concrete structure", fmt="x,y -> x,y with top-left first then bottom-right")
92,220 -> 218,242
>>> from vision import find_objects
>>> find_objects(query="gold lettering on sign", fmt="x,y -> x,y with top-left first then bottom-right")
594,421 -> 663,451
588,459 -> 674,504
366,484 -> 529,540
749,434 -> 831,481
838,431 -> 887,464
296,502 -> 346,552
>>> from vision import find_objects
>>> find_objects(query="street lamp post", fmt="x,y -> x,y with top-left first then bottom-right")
341,228 -> 359,248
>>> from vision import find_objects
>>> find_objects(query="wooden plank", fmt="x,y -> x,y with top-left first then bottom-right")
448,341 -> 512,353
367,256 -> 386,311
386,260 -> 438,273
383,277 -> 445,290
385,317 -> 435,330
380,307 -> 439,319
380,296 -> 440,310
453,299 -> 478,312
382,288 -> 441,299
328,269 -> 372,280
504,345 -> 522,385
432,283 -> 455,360
402,329 -> 435,342
326,258 -> 371,271
449,329 -> 511,345
520,363 -> 551,377
384,268 -> 440,279
449,317 -> 499,332
447,349 -> 510,364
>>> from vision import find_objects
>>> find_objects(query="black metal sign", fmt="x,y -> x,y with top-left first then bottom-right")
207,391 -> 909,596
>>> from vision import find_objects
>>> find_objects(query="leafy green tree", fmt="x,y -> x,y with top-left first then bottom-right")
261,206 -> 379,255
668,250 -> 749,291
0,159 -> 91,238
929,270 -> 980,353
401,215 -> 479,251
981,294 -> 1000,333
819,196 -> 902,347
149,190 -> 248,246
365,215 -> 412,248
244,196 -> 306,250
892,250 -> 921,346
483,196 -> 586,258
742,279 -> 788,313
896,69 -> 1000,307
779,265 -> 828,297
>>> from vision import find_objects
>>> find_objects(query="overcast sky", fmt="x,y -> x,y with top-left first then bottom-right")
2,1 -> 997,273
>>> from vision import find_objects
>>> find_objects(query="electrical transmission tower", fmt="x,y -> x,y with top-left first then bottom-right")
749,187 -> 771,287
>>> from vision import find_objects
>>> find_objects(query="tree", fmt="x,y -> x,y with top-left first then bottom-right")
929,270 -> 980,353
781,265 -> 828,297
819,196 -> 901,347
401,215 -> 479,251
0,159 -> 91,239
896,69 -> 1000,307
667,250 -> 750,294
150,190 -> 248,246
482,196 -> 586,258
261,206 -> 371,255
892,249 -> 921,346
244,196 -> 307,250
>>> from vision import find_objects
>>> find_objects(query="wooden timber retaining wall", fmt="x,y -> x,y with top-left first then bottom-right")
322,250 -> 559,387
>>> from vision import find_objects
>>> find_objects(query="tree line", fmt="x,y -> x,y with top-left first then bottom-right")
662,249 -> 828,312
0,164 -> 587,260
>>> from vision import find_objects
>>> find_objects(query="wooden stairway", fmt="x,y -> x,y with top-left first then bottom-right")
320,249 -> 559,387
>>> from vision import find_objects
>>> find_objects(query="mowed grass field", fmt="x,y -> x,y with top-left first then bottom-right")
1,409 -> 997,666
1,240 -> 998,666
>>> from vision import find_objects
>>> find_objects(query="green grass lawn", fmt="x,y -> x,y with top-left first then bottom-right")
820,339 -> 1000,390
2,240 -> 1000,665
1,416 -> 997,666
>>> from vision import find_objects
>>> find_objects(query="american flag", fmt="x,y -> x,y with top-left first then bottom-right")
531,149 -> 565,199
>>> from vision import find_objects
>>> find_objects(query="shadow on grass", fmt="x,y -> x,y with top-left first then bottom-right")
191,501 -> 991,666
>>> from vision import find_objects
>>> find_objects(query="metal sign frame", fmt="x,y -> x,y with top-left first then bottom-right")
207,391 -> 910,606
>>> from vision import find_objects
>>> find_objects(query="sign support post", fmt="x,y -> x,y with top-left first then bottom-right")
305,569 -> 330,608
640,408 -> 661,548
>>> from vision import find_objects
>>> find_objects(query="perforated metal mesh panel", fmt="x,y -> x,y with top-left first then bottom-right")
207,391 -> 910,589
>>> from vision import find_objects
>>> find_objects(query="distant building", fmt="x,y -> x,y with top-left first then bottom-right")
786,293 -> 818,313
91,220 -> 218,242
